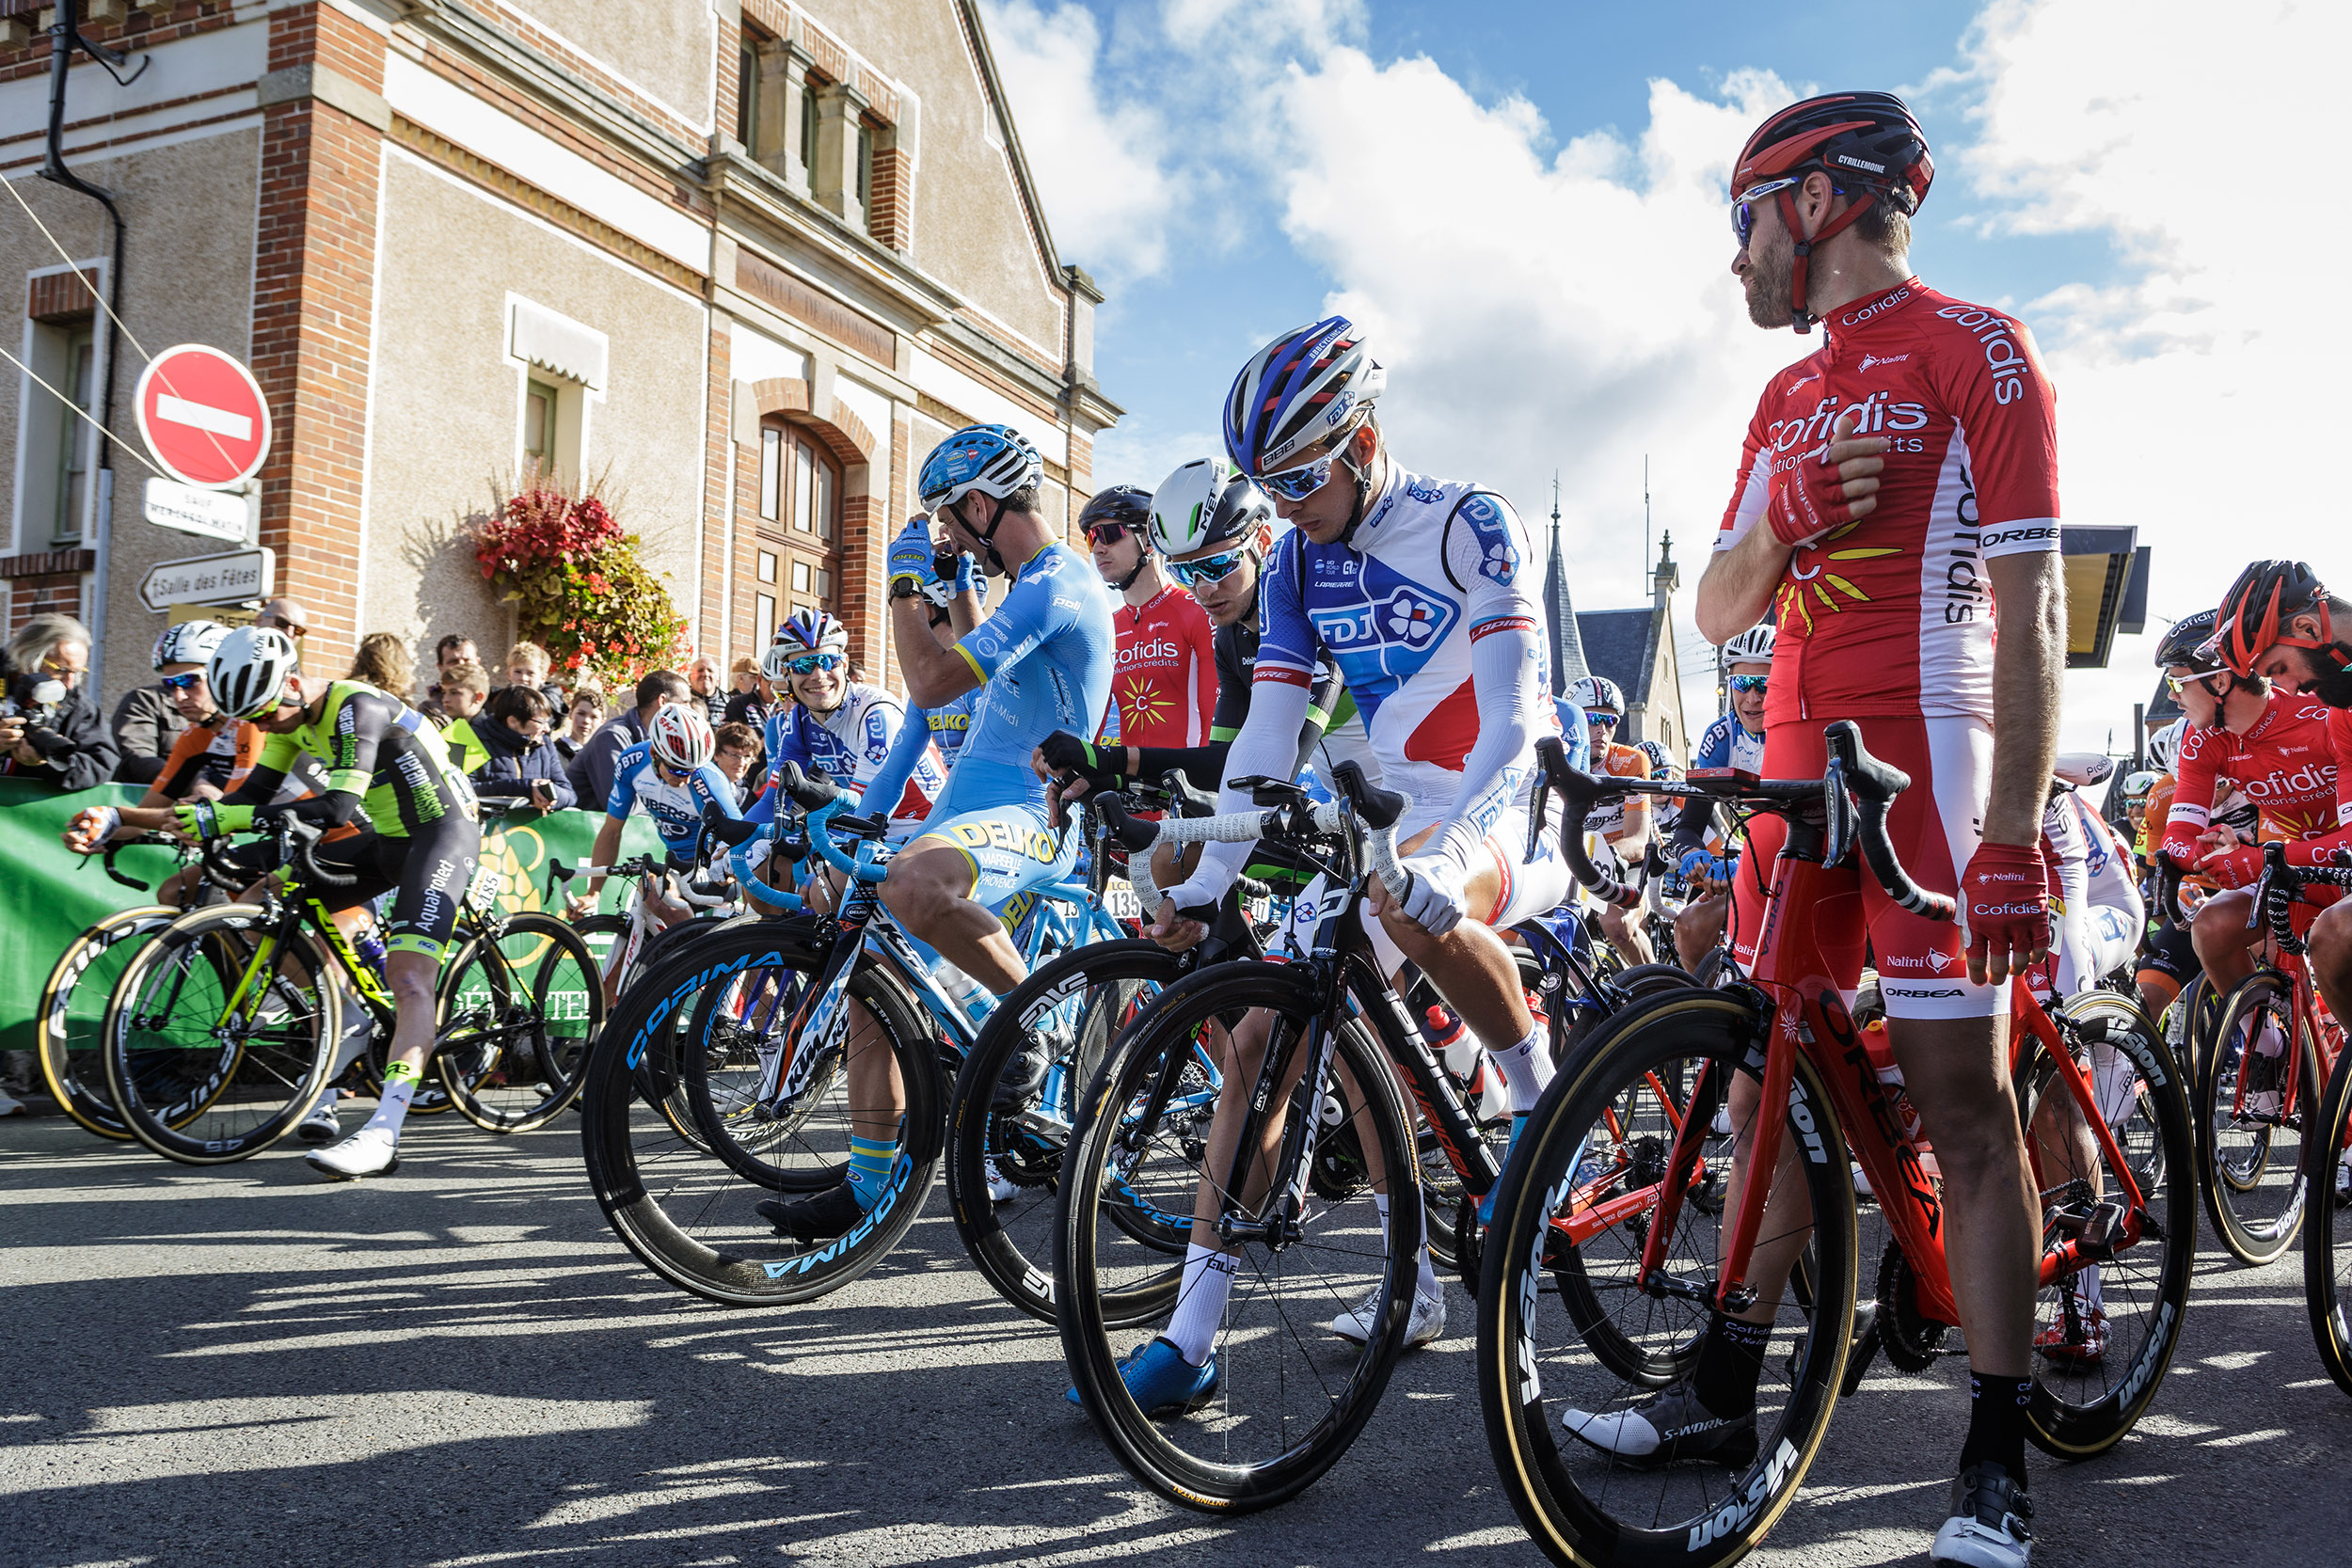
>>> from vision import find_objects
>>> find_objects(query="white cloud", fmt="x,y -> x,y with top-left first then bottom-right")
978,0 -> 1184,281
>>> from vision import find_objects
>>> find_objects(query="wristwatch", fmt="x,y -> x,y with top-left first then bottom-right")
890,578 -> 923,601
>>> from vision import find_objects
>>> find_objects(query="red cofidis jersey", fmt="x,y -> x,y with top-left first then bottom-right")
1109,583 -> 1218,751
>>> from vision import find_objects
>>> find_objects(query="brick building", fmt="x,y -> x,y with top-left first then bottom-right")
1,0 -> 1119,701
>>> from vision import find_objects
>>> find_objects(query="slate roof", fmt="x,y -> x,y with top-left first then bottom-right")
1544,520 -> 1591,690
1575,610 -> 1655,707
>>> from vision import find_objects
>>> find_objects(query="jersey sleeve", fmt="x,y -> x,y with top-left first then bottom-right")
2162,726 -> 2218,865
1209,627 -> 1251,744
605,753 -> 642,821
1714,389 -> 1777,554
150,723 -> 222,803
1252,531 -> 1320,680
958,551 -> 1075,683
1934,311 -> 2060,557
1183,595 -> 1218,747
692,765 -> 740,821
858,702 -> 934,816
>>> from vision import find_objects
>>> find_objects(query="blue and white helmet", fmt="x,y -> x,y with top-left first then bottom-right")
1722,623 -> 1775,667
1224,316 -> 1386,478
917,423 -> 1041,514
152,618 -> 228,672
764,608 -> 849,682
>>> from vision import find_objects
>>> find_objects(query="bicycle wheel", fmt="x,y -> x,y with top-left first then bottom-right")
434,912 -> 605,1132
1057,959 -> 1421,1514
2198,970 -> 2318,1265
1475,990 -> 1857,1568
578,922 -> 946,1306
2012,997 -> 2195,1457
36,907 -> 177,1140
948,939 -> 1186,1323
103,904 -> 339,1165
2301,1050 -> 2352,1397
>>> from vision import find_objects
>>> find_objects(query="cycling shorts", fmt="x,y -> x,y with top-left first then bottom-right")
2136,921 -> 2199,990
225,814 -> 481,962
907,800 -> 1079,921
1730,715 -> 1996,1022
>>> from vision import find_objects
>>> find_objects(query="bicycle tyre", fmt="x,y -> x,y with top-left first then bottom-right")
579,921 -> 947,1306
948,939 -> 1186,1324
1057,958 -> 1421,1514
2197,970 -> 2315,1265
1475,989 -> 1857,1568
103,904 -> 340,1165
2012,996 -> 2195,1458
36,907 -> 176,1140
2300,1048 -> 2352,1398
434,912 -> 605,1132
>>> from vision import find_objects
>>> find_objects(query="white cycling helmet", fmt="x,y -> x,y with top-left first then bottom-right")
152,619 -> 229,672
647,704 -> 715,772
1721,623 -> 1775,667
2148,717 -> 2188,775
1567,674 -> 1626,715
207,626 -> 301,720
1149,456 -> 1274,558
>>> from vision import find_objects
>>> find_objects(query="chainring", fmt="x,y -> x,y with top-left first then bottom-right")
1876,1240 -> 1951,1372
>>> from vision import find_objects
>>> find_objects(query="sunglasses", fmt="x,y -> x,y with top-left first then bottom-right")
2165,671 -> 2223,696
258,615 -> 307,636
1256,452 -> 1339,504
160,671 -> 205,693
1083,522 -> 1133,546
1731,176 -> 1835,248
1587,711 -> 1621,729
787,652 -> 845,676
1728,674 -> 1769,694
1168,544 -> 1251,589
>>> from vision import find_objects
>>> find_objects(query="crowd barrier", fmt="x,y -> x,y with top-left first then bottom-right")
0,779 -> 660,1055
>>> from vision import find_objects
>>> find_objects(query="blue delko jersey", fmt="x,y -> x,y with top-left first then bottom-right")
860,689 -> 978,818
935,542 -> 1115,816
605,741 -> 739,862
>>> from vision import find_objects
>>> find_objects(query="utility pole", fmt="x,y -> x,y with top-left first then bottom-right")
1642,455 -> 1651,582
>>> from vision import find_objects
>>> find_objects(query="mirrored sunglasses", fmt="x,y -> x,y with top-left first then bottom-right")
1587,711 -> 1622,729
1256,453 -> 1337,504
1168,545 -> 1251,589
1083,521 -> 1133,546
1731,176 -> 1804,247
788,652 -> 845,676
159,671 -> 205,693
1728,674 -> 1769,694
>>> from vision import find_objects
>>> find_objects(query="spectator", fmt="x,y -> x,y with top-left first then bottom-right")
723,656 -> 772,729
110,628 -> 196,784
255,596 -> 311,643
566,669 -> 689,809
714,720 -> 766,810
348,631 -> 414,697
0,613 -> 119,791
556,686 -> 605,761
435,660 -> 493,772
686,652 -> 728,725
503,640 -> 567,711
469,685 -> 576,815
421,632 -> 479,721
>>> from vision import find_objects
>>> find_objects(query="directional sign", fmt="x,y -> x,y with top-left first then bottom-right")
134,344 -> 271,488
143,477 -> 253,545
138,546 -> 276,613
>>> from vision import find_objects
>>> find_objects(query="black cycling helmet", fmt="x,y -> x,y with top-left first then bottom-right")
1732,91 -> 1934,333
2209,559 -> 2344,678
1077,484 -> 1152,536
2153,609 -> 2224,674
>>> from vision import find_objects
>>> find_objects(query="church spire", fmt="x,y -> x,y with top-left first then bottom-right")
1544,473 -> 1591,692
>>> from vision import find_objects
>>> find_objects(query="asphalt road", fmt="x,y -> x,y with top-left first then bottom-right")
5,1111 -> 2349,1568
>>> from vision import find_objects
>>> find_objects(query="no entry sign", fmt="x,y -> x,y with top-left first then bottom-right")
134,344 -> 271,489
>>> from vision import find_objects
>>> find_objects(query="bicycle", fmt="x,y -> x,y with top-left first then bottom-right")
2289,853 -> 2352,1395
576,766 -> 1124,1306
1474,726 -> 2194,1568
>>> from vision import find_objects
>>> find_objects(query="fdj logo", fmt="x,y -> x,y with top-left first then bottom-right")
952,818 -> 1057,863
1457,493 -> 1518,585
1311,589 -> 1454,652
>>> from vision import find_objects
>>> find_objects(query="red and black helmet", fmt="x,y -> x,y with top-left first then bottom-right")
2207,559 -> 2343,676
1733,92 -> 1933,332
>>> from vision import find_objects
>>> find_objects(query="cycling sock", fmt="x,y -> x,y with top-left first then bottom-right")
2078,1263 -> 2104,1313
1690,1312 -> 1772,1417
1959,1370 -> 2032,1480
1486,1024 -> 1553,1115
1373,1193 -> 1442,1300
1166,1242 -> 1238,1366
363,1061 -> 421,1140
844,1133 -> 899,1213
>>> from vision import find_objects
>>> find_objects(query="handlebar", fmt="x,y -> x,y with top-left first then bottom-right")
283,817 -> 356,889
99,832 -> 184,892
1094,760 -> 1407,921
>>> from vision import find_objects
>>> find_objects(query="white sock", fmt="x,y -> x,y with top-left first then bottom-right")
1166,1241 -> 1238,1366
1373,1193 -> 1441,1301
362,1062 -> 421,1140
2079,1263 -> 2104,1313
1486,1024 -> 1553,1115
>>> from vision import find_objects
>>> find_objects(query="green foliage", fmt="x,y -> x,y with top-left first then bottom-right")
472,480 -> 688,689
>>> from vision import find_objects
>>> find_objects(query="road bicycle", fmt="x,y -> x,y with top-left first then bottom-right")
2291,848 -> 2352,1394
576,767 -> 1125,1306
1474,726 -> 2194,1568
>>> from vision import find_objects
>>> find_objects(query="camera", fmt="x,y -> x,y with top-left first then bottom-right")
0,676 -> 68,723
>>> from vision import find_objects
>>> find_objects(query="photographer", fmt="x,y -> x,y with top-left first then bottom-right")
1,614 -> 119,791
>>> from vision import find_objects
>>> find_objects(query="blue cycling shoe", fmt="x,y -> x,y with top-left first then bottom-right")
1066,1336 -> 1219,1418
1477,1113 -> 1531,1227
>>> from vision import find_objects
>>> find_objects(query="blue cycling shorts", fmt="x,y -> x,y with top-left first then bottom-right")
907,800 -> 1079,921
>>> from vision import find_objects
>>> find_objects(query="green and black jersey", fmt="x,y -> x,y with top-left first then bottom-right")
232,681 -> 476,835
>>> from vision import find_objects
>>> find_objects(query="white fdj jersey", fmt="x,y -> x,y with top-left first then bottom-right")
767,681 -> 942,821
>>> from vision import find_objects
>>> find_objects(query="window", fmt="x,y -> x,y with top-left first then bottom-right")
856,120 -> 873,216
522,377 -> 560,477
53,323 -> 94,544
800,86 -> 818,182
754,419 -> 844,630
756,550 -> 777,584
759,426 -> 783,520
755,593 -> 776,652
737,41 -> 758,149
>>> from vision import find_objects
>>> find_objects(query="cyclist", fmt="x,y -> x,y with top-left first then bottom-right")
2203,559 -> 2352,1076
1121,317 -> 1573,1405
754,608 -> 941,835
862,571 -> 989,818
566,705 -> 739,950
182,628 -> 485,1180
1577,94 -> 2065,1568
1671,623 -> 1774,969
752,423 -> 1115,1245
1082,483 -> 1219,752
1566,674 -> 1656,967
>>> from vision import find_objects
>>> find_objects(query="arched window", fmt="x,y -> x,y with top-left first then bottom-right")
755,420 -> 842,641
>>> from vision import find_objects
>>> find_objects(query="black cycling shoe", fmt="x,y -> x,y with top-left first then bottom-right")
1931,1462 -> 2034,1567
755,1182 -> 865,1243
991,1046 -> 1049,1111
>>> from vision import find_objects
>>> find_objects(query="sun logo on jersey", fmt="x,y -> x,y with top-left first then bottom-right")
1120,675 -> 1176,736
1774,516 -> 1901,635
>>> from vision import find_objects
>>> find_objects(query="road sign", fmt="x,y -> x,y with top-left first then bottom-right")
143,476 -> 253,545
138,546 -> 276,613
133,344 -> 271,488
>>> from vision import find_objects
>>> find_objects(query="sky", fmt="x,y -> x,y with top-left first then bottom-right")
977,0 -> 2352,756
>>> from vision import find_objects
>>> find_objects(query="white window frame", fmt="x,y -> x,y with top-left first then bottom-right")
11,260 -> 109,555
502,293 -> 609,488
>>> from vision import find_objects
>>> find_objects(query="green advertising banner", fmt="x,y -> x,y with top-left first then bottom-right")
0,779 -> 659,1055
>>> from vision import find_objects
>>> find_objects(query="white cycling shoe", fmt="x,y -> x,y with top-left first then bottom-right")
294,1096 -> 342,1145
306,1125 -> 400,1180
984,1155 -> 1020,1204
1328,1284 -> 1446,1349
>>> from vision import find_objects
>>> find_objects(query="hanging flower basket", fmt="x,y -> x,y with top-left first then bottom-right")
470,480 -> 688,689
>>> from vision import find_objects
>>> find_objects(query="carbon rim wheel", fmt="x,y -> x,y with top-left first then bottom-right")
37,907 -> 176,1140
434,912 -> 605,1132
2300,1051 -> 2352,1398
2198,972 -> 2314,1265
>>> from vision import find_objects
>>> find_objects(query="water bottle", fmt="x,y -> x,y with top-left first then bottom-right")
352,925 -> 389,978
1862,1020 -> 1937,1175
